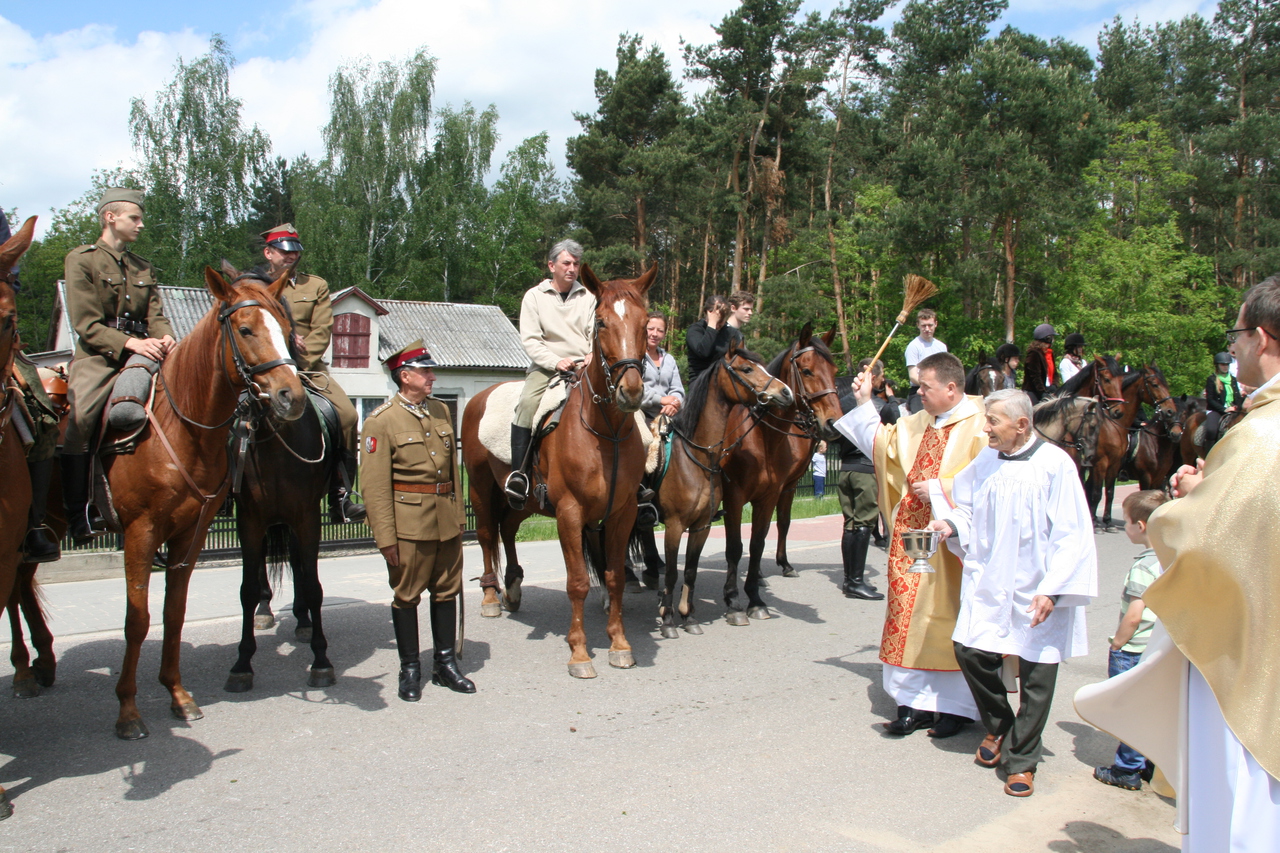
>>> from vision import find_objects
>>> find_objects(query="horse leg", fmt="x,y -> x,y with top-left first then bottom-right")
115,531 -> 158,740
294,526 -> 334,687
744,500 -> 775,620
603,513 -> 635,669
226,527 -> 264,693
722,502 -> 748,626
253,558 -> 275,630
774,488 -> 798,578
658,520 -> 685,640
500,511 -> 524,613
556,506 -> 596,678
680,526 -> 712,635
1085,469 -> 1102,528
1103,475 -> 1118,530
472,478 -> 506,618
18,563 -> 56,688
157,537 -> 202,723
8,585 -> 38,698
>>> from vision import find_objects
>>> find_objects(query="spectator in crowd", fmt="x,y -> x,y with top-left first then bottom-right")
685,294 -> 732,381
1058,333 -> 1086,384
904,308 -> 947,413
811,441 -> 827,499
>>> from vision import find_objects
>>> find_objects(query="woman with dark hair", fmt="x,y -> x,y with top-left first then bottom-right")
995,343 -> 1021,390
685,294 -> 738,381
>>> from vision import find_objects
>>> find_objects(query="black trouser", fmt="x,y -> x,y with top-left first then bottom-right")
954,643 -> 1059,775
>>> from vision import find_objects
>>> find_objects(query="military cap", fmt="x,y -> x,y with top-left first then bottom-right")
1214,351 -> 1233,365
1064,332 -> 1086,349
384,339 -> 440,372
262,223 -> 304,253
97,187 -> 145,215
1033,323 -> 1057,341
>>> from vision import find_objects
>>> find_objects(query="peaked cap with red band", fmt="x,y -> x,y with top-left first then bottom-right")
261,222 -> 304,253
384,338 -> 439,372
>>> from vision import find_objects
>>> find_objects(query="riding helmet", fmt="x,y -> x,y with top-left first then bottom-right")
995,343 -> 1021,363
1064,333 -> 1085,349
1033,323 -> 1057,341
1214,351 -> 1233,365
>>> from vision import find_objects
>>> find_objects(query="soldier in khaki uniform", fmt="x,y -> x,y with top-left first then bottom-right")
62,187 -> 175,542
257,223 -> 364,523
361,339 -> 475,701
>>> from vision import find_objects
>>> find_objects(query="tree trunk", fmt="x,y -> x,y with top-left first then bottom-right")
635,193 -> 647,266
1002,213 -> 1019,342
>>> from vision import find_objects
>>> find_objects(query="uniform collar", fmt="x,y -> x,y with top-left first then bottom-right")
396,392 -> 429,418
94,238 -> 129,263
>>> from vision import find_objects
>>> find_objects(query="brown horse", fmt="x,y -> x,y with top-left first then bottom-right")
1089,364 -> 1179,527
652,342 -> 792,638
1131,369 -> 1185,490
1032,395 -> 1101,476
462,265 -> 652,678
0,215 -> 36,819
105,267 -> 304,739
719,325 -> 843,624
1180,398 -> 1239,465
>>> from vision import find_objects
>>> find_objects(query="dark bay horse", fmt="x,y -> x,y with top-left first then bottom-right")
1131,369 -> 1184,490
1089,364 -> 1178,527
462,265 -> 653,678
0,216 -> 36,819
653,342 -> 792,638
222,266 -> 335,694
1180,397 -> 1238,465
105,267 -> 304,739
719,325 -> 843,624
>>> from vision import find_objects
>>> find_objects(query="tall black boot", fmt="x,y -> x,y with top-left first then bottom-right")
430,598 -> 475,693
61,453 -> 102,544
329,449 -> 367,524
843,526 -> 884,600
391,606 -> 422,702
640,525 -> 665,588
504,424 -> 532,511
22,458 -> 61,563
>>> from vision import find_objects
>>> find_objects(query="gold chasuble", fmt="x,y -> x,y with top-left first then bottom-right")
873,398 -> 988,671
1144,380 -> 1280,780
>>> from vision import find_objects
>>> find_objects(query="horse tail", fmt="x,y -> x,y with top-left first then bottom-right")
626,522 -> 646,573
581,526 -> 607,590
265,524 -> 292,592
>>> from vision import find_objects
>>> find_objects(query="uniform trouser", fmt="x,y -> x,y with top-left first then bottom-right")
514,367 -> 555,430
836,469 -> 879,530
306,371 -> 359,449
388,535 -> 463,608
954,643 -> 1059,775
64,354 -> 118,454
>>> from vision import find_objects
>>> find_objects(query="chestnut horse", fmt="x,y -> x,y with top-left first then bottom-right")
105,267 -> 304,739
1130,368 -> 1184,490
719,325 -> 843,624
653,342 -> 792,638
1088,364 -> 1178,527
0,216 -> 36,819
462,265 -> 652,678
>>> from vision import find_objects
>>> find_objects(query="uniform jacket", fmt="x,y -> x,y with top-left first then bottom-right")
361,395 -> 464,548
519,279 -> 595,372
65,239 -> 173,365
281,272 -> 334,373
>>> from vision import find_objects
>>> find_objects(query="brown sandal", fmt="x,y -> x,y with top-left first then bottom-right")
1004,770 -> 1034,797
976,733 -> 1004,767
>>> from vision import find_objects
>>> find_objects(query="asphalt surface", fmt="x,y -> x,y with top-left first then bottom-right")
0,508 -> 1180,852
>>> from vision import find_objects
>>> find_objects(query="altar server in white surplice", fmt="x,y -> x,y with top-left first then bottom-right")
928,388 -> 1097,799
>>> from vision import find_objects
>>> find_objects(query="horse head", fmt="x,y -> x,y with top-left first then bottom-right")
775,322 -> 841,440
1074,398 -> 1101,469
579,263 -> 653,414
0,217 -> 36,372
1092,354 -> 1125,418
1140,363 -> 1181,440
715,338 -> 792,409
204,266 -> 305,422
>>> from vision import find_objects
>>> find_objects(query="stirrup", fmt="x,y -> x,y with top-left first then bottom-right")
504,471 -> 529,510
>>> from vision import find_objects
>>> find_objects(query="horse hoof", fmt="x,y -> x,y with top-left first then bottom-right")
747,606 -> 772,620
683,622 -> 704,635
641,571 -> 661,590
481,601 -> 502,618
502,592 -> 522,613
0,789 -> 12,820
254,613 -> 275,631
171,701 -> 203,722
115,718 -> 150,740
625,580 -> 645,594
725,611 -> 750,627
32,662 -> 56,688
781,566 -> 798,578
224,672 -> 254,693
608,649 -> 635,669
12,677 -> 40,699
294,625 -> 313,643
660,625 -> 680,640
567,661 -> 597,679
308,667 -> 336,688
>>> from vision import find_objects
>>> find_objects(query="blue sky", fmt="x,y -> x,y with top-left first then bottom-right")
1,0 -> 1219,235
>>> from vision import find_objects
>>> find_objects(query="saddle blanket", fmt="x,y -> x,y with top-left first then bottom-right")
477,380 -> 659,473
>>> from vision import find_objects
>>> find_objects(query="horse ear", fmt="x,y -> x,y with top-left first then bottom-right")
798,321 -> 814,347
823,325 -> 837,347
204,266 -> 236,303
268,267 -> 292,301
579,263 -> 603,298
0,216 -> 37,275
634,264 -> 657,297
220,259 -> 240,280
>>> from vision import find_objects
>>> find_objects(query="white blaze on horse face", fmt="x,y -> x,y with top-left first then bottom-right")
613,300 -> 627,320
258,308 -> 298,376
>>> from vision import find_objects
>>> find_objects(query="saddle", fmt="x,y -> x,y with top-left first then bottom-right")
228,387 -> 336,495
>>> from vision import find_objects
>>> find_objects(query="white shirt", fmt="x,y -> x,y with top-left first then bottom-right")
1058,355 -> 1083,384
904,335 -> 948,368
941,435 -> 1098,663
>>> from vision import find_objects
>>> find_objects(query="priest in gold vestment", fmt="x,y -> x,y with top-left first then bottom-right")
1076,278 -> 1280,851
834,352 -> 988,736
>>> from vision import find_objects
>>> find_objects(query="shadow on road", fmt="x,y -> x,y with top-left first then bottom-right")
1057,719 -> 1121,769
1047,821 -> 1177,852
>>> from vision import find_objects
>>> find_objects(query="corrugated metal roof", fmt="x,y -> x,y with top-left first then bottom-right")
142,286 -> 528,371
375,300 -> 528,370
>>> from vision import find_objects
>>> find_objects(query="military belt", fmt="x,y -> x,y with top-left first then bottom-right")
107,317 -> 149,336
393,481 -> 453,495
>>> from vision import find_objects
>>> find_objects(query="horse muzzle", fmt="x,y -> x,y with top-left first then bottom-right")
268,383 -> 305,421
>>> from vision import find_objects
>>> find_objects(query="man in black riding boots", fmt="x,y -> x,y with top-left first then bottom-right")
256,224 -> 364,524
62,188 -> 176,544
834,358 -> 899,600
361,340 -> 474,700
1205,351 -> 1242,446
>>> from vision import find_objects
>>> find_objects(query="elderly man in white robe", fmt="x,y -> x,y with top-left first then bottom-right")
927,389 -> 1097,798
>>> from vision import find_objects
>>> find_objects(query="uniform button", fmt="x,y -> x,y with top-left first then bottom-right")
431,451 -> 436,456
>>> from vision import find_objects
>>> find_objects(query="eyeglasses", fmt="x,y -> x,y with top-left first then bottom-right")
1225,326 -> 1258,344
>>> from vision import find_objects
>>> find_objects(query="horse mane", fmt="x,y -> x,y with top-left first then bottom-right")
1033,393 -> 1086,423
1121,369 -> 1142,389
671,347 -> 768,436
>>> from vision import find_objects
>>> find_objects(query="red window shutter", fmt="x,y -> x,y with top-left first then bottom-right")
332,313 -> 370,368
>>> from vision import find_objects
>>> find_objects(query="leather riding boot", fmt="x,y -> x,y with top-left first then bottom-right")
329,449 -> 367,524
391,606 -> 422,702
60,453 -> 102,544
636,485 -> 659,528
504,424 -> 533,511
22,458 -> 61,563
429,599 -> 476,693
844,526 -> 884,600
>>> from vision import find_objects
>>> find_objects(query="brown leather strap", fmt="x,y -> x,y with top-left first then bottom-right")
476,572 -> 500,590
393,481 -> 453,495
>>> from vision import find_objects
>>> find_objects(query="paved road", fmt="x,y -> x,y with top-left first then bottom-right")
0,512 -> 1179,852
